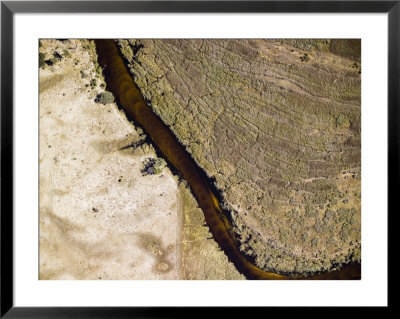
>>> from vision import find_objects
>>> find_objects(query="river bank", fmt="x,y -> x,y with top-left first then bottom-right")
118,39 -> 361,276
95,39 -> 360,279
39,39 -> 243,280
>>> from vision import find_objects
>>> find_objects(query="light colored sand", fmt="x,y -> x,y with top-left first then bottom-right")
39,40 -> 181,280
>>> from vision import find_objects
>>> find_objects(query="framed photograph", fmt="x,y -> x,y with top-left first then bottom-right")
1,0 -> 395,316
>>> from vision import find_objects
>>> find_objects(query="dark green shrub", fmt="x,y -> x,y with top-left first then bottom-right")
82,42 -> 91,50
39,53 -> 46,68
141,158 -> 166,176
300,53 -> 310,62
53,51 -> 62,61
95,91 -> 114,105
63,49 -> 71,58
90,78 -> 97,88
94,61 -> 102,76
45,58 -> 57,66
352,62 -> 361,74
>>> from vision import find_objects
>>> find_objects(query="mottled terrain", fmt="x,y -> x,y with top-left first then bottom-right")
118,39 -> 361,275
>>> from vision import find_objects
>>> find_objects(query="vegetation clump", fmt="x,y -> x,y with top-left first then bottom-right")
53,51 -> 63,61
95,91 -> 114,105
94,61 -> 103,77
300,53 -> 310,62
141,158 -> 166,176
352,62 -> 361,74
63,49 -> 71,58
335,113 -> 348,127
45,58 -> 57,66
90,78 -> 97,89
80,70 -> 88,79
117,40 -> 134,62
39,53 -> 46,68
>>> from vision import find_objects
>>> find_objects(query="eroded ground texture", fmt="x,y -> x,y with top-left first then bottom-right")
118,39 -> 361,275
39,39 -> 243,280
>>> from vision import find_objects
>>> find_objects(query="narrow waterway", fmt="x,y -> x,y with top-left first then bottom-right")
94,39 -> 361,280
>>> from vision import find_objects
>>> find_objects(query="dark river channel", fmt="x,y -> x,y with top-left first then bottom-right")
94,39 -> 361,280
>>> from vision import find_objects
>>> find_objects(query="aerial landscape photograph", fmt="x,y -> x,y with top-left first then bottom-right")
39,38 -> 361,280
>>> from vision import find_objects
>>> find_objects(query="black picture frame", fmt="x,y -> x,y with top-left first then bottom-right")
1,0 -> 395,317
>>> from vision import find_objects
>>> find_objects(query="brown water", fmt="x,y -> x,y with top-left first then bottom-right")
94,39 -> 361,280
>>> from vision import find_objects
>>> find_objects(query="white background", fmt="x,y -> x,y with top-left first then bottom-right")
13,13 -> 388,306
